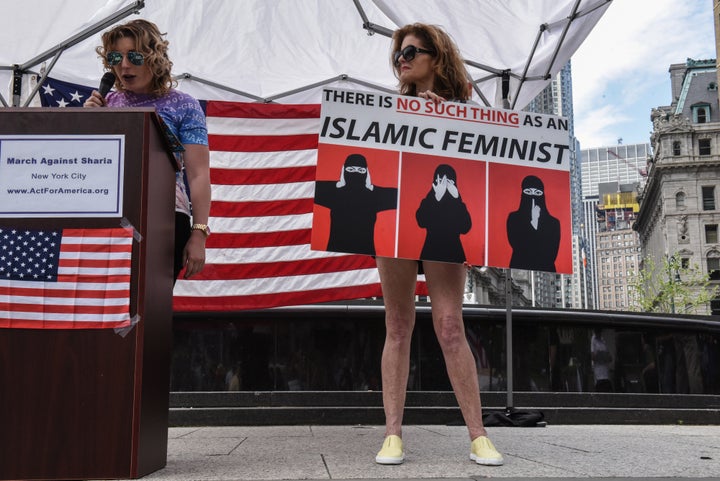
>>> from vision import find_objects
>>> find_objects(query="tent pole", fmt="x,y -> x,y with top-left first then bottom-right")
173,73 -> 265,102
265,75 -> 396,103
16,0 -> 144,106
19,1 -> 145,72
21,53 -> 63,107
501,71 -> 511,109
352,0 -> 393,37
502,72 -> 513,411
12,66 -> 22,107
505,268 -> 513,410
510,25 -> 546,110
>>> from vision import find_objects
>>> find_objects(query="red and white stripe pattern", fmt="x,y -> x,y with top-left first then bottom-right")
0,227 -> 133,329
173,101 -> 426,311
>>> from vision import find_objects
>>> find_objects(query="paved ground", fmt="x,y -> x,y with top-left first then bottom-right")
98,424 -> 720,480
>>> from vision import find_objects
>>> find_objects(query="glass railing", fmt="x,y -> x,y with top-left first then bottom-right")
171,303 -> 720,395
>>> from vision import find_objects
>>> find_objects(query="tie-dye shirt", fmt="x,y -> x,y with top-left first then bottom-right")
106,89 -> 208,216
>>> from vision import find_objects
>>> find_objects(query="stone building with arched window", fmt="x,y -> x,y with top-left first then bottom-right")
634,58 -> 720,314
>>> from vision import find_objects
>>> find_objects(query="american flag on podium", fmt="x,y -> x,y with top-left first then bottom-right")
1,78 -> 134,330
0,227 -> 133,329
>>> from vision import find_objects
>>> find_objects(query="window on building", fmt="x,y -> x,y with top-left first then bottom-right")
702,186 -> 715,210
675,191 -> 685,208
695,106 -> 709,124
699,138 -> 711,156
710,82 -> 718,91
673,141 -> 681,156
681,257 -> 690,269
706,224 -> 718,244
708,257 -> 720,280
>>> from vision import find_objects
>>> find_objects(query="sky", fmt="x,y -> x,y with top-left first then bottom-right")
571,0 -> 716,150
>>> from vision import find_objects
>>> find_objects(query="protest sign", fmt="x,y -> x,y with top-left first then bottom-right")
312,88 -> 572,274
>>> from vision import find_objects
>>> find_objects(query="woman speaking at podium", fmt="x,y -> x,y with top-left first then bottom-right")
84,19 -> 211,282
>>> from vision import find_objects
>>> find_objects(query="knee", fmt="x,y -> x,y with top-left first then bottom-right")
435,316 -> 466,351
385,315 -> 415,345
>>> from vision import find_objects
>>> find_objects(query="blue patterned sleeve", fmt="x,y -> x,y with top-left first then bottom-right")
178,96 -> 209,146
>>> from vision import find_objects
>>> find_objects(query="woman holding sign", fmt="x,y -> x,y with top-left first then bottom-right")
374,23 -> 503,467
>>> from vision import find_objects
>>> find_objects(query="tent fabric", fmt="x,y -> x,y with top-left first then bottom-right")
1,0 -> 611,109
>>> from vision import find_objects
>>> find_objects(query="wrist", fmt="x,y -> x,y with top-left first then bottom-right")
191,223 -> 211,237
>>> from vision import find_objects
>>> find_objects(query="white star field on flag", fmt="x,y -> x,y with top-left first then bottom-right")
0,228 -> 61,281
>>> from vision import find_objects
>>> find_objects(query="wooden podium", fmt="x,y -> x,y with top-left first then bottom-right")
0,108 -> 177,480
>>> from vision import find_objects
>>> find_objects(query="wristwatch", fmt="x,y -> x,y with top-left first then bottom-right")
191,223 -> 211,237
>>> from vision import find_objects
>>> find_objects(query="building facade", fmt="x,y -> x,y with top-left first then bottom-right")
634,58 -> 720,314
594,182 -> 642,310
580,142 -> 650,309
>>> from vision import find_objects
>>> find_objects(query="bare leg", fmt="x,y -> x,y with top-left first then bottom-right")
376,256 -> 418,438
423,260 -> 487,440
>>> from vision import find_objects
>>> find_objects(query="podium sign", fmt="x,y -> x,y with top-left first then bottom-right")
0,134 -> 125,216
0,108 -> 177,480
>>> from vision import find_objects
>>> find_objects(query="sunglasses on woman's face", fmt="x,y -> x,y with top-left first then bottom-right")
393,45 -> 434,67
106,51 -> 144,66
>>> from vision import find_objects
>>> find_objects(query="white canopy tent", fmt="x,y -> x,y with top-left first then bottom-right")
1,0 -> 612,410
2,0 -> 611,109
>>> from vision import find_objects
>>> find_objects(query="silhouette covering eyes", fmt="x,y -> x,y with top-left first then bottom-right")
506,175 -> 560,272
314,153 -> 398,256
416,164 -> 471,263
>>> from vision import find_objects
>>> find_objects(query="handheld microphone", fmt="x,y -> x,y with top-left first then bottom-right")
98,72 -> 116,97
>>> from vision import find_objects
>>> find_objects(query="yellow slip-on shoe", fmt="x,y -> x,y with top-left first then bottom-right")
375,434 -> 404,464
470,436 -> 504,466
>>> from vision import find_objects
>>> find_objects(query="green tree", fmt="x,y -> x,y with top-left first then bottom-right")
629,255 -> 719,314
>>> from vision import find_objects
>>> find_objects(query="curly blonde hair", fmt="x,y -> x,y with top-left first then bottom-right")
96,19 -> 176,96
391,23 -> 470,101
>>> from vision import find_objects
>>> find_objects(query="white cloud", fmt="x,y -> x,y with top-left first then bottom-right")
572,0 -> 715,148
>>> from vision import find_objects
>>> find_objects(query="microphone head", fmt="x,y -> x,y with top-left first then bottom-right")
99,72 -> 116,97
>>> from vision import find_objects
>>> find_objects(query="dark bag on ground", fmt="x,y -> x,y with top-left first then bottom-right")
482,409 -> 545,427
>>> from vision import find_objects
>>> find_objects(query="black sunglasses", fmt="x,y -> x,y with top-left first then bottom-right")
106,51 -> 144,66
393,45 -> 435,67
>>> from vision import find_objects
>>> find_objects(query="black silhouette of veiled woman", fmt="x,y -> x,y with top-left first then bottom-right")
416,164 -> 471,263
314,153 -> 398,256
506,175 -> 561,272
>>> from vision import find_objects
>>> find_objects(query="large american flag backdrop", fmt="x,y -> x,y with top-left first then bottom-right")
173,100 -> 428,311
37,77 -> 427,312
0,227 -> 133,328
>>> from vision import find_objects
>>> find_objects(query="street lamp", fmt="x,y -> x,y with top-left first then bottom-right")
667,254 -> 681,314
